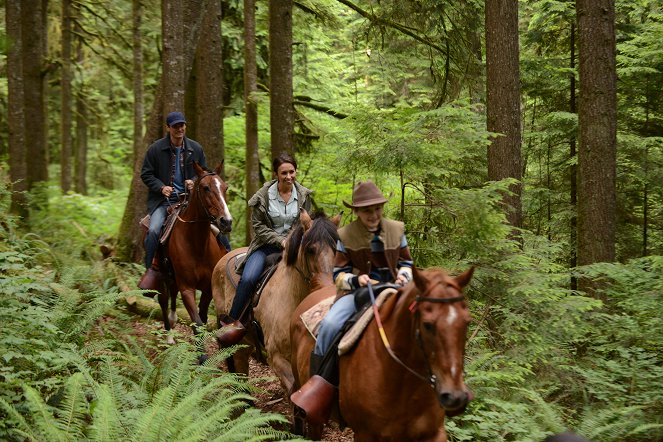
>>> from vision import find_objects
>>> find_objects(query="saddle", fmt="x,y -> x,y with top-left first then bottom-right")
299,284 -> 399,355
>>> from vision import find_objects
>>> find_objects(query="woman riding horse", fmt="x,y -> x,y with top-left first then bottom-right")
216,152 -> 313,346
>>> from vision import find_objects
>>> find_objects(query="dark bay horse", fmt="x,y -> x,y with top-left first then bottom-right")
211,210 -> 339,392
158,162 -> 232,345
290,266 -> 474,441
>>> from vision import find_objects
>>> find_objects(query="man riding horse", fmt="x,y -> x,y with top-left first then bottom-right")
138,111 -> 230,290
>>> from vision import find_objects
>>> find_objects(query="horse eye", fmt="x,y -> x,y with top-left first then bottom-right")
422,322 -> 434,333
203,186 -> 211,192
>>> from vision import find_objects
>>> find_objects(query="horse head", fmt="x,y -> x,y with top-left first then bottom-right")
193,162 -> 233,233
408,266 -> 475,417
284,210 -> 340,289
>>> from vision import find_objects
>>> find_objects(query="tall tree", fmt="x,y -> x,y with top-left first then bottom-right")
244,0 -> 260,244
132,0 -> 144,165
162,0 -> 185,112
269,0 -> 295,157
193,0 -> 224,169
576,0 -> 617,270
60,0 -> 73,193
485,0 -> 523,229
6,0 -> 28,219
74,15 -> 88,196
22,0 -> 48,193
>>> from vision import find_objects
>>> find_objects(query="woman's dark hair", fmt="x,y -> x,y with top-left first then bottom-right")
272,152 -> 297,173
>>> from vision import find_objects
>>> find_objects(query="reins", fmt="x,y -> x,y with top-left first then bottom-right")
367,281 -> 465,389
175,172 -> 220,224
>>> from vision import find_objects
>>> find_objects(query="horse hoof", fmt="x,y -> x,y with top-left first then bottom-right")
197,354 -> 209,365
168,311 -> 178,328
166,335 -> 176,345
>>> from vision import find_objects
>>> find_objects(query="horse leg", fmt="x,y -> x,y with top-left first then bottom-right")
157,288 -> 176,345
270,353 -> 296,395
198,291 -> 212,327
180,288 -> 210,364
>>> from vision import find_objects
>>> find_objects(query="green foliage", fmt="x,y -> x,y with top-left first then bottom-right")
0,199 -> 304,441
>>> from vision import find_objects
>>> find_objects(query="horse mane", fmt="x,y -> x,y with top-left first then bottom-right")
285,211 -> 339,266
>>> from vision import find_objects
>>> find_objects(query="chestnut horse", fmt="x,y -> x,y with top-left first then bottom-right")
157,162 -> 232,345
211,211 -> 339,392
290,267 -> 474,441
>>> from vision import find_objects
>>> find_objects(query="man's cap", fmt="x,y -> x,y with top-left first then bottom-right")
343,180 -> 388,209
166,111 -> 186,126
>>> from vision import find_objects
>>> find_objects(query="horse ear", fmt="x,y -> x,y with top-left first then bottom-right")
331,211 -> 343,226
300,208 -> 312,231
412,266 -> 427,292
214,161 -> 223,176
193,161 -> 204,176
454,266 -> 475,289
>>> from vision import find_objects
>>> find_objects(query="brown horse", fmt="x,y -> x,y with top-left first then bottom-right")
290,266 -> 474,441
157,162 -> 232,345
211,210 -> 339,392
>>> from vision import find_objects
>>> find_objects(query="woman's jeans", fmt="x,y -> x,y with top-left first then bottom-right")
314,294 -> 357,357
230,244 -> 281,319
144,204 -> 168,269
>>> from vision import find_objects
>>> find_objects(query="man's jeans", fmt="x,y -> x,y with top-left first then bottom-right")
144,204 -> 168,269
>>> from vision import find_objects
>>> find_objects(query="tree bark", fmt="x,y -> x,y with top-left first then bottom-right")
194,0 -> 224,170
269,0 -> 295,158
485,0 -> 523,229
576,0 -> 617,273
22,0 -> 49,194
6,0 -> 28,219
162,0 -> 185,112
132,0 -> 144,165
245,0 -> 260,244
60,0 -> 73,193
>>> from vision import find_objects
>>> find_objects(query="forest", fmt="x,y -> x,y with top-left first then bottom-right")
1,0 -> 662,441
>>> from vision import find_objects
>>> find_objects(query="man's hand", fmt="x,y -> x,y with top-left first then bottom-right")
357,274 -> 379,286
161,186 -> 174,197
185,179 -> 194,191
395,274 -> 409,286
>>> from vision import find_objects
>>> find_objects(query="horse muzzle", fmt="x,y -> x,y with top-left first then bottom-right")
215,217 -> 232,234
438,387 -> 474,417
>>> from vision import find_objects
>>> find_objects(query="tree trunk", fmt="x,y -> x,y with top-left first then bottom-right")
74,91 -> 88,195
22,0 -> 48,195
576,0 -> 617,277
194,0 -> 224,170
60,0 -> 73,193
162,0 -> 185,112
569,22 -> 578,291
6,0 -> 28,219
269,0 -> 295,158
132,0 -> 144,165
485,0 -> 523,230
245,0 -> 260,244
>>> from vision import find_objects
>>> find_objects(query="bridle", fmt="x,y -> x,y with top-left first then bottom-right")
176,172 -> 224,224
368,282 -> 466,389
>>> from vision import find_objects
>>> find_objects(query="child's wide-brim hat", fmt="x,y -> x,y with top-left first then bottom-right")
343,180 -> 388,209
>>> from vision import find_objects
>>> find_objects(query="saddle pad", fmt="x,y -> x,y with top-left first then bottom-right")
300,296 -> 336,340
338,288 -> 398,356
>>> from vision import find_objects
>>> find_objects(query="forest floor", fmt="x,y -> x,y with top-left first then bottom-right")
120,299 -> 353,441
